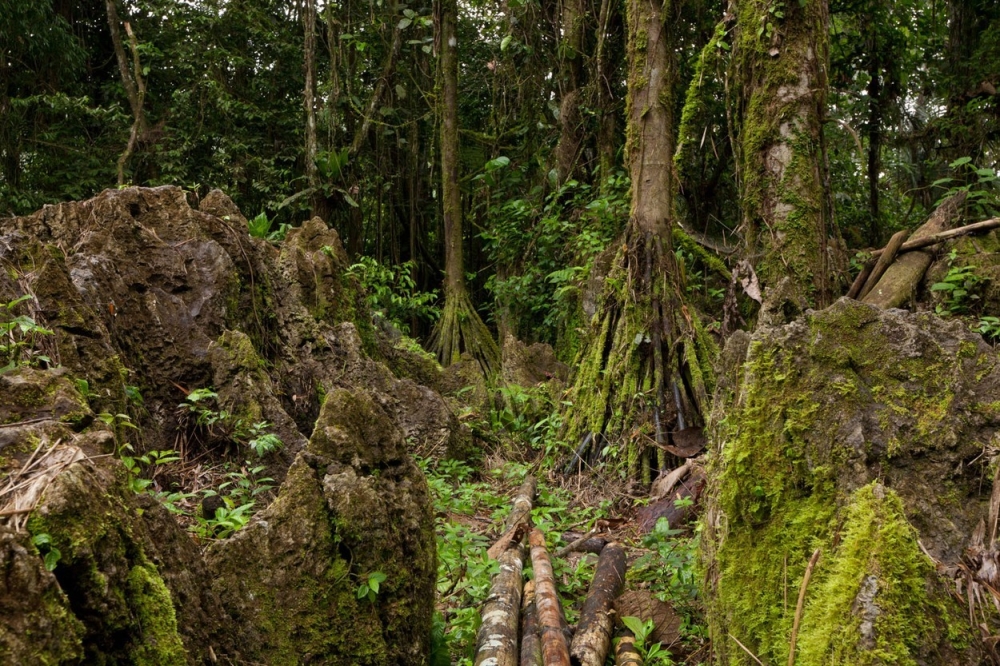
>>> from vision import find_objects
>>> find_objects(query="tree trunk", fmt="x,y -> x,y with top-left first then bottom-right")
430,0 -> 501,374
562,0 -> 716,473
552,0 -> 586,184
569,542 -> 626,666
594,0 -> 620,186
732,0 -> 844,305
303,0 -> 327,220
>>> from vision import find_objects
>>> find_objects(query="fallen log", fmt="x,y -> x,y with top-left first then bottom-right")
862,192 -> 966,309
474,545 -> 526,666
569,542 -> 627,666
529,528 -> 571,666
614,634 -> 643,666
520,581 -> 543,666
488,476 -> 538,560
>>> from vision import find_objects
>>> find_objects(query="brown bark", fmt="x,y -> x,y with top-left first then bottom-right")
521,581 -> 543,666
552,0 -> 586,184
302,0 -> 324,219
529,529 -> 571,666
594,0 -> 619,185
569,542 -> 627,666
488,476 -> 537,560
474,546 -> 525,666
869,216 -> 1000,258
862,192 -> 967,309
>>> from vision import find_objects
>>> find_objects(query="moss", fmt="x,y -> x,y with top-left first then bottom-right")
125,563 -> 187,666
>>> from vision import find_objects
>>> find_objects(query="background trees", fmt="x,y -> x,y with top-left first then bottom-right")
1,0 -> 997,351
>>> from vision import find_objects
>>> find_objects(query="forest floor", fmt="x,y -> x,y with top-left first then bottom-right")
425,399 -> 709,665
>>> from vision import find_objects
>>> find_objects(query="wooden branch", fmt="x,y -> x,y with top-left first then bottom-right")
488,476 -> 537,560
474,546 -> 525,666
787,548 -> 821,666
857,229 -> 909,300
862,192 -> 967,309
554,529 -> 597,558
870,217 -> 1000,258
349,26 -> 403,156
614,634 -> 643,666
529,529 -> 571,666
569,542 -> 627,666
520,581 -> 543,666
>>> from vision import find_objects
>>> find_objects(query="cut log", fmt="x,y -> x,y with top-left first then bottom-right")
862,192 -> 966,309
569,542 -> 627,666
529,528 -> 571,666
474,545 -> 526,666
488,476 -> 537,560
614,634 -> 643,666
857,229 -> 909,300
521,581 -> 543,666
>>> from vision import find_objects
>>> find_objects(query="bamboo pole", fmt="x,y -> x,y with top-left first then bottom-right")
529,529 -> 571,666
520,581 -> 543,666
474,546 -> 526,666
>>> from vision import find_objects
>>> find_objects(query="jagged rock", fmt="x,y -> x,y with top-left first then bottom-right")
0,187 -> 461,664
703,298 -> 994,664
207,388 -> 436,665
0,368 -> 235,665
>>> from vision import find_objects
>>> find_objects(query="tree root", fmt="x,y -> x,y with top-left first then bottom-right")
562,222 -> 716,479
428,287 -> 501,376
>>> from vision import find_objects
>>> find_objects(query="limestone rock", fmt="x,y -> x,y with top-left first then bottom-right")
704,298 -> 995,664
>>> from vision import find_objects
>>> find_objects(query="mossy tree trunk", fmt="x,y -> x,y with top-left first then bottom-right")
430,0 -> 500,374
552,0 -> 587,185
563,0 -> 716,480
732,0 -> 844,305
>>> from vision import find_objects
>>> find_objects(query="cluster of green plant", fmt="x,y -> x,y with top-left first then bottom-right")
247,212 -> 291,241
30,533 -> 61,572
620,616 -> 675,666
480,171 -> 629,354
179,388 -> 284,457
355,570 -> 387,603
190,463 -> 276,539
932,157 -> 1000,220
0,295 -> 53,373
346,256 -> 441,334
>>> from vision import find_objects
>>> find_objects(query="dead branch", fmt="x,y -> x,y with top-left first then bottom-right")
488,476 -> 537,560
650,459 -> 693,501
857,229 -> 909,300
529,528 -> 571,666
870,217 -> 1000,258
521,581 -> 543,666
861,192 -> 966,309
569,542 -> 627,666
787,547 -> 822,666
474,545 -> 525,666
555,529 -> 599,558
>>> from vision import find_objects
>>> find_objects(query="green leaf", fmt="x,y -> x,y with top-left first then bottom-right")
949,156 -> 973,168
397,17 -> 412,29
621,616 -> 647,638
43,548 -> 61,571
500,35 -> 512,51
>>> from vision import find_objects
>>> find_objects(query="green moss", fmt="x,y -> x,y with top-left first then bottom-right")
125,564 -> 187,666
795,484 -> 945,665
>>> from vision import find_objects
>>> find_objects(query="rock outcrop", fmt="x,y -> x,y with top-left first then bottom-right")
0,186 -> 462,664
703,298 -> 997,664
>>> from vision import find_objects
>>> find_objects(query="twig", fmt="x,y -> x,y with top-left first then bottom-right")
788,548 -> 822,666
555,529 -> 598,558
728,633 -> 763,665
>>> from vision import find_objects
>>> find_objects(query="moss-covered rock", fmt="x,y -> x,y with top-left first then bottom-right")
703,298 -> 992,664
207,387 -> 436,665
